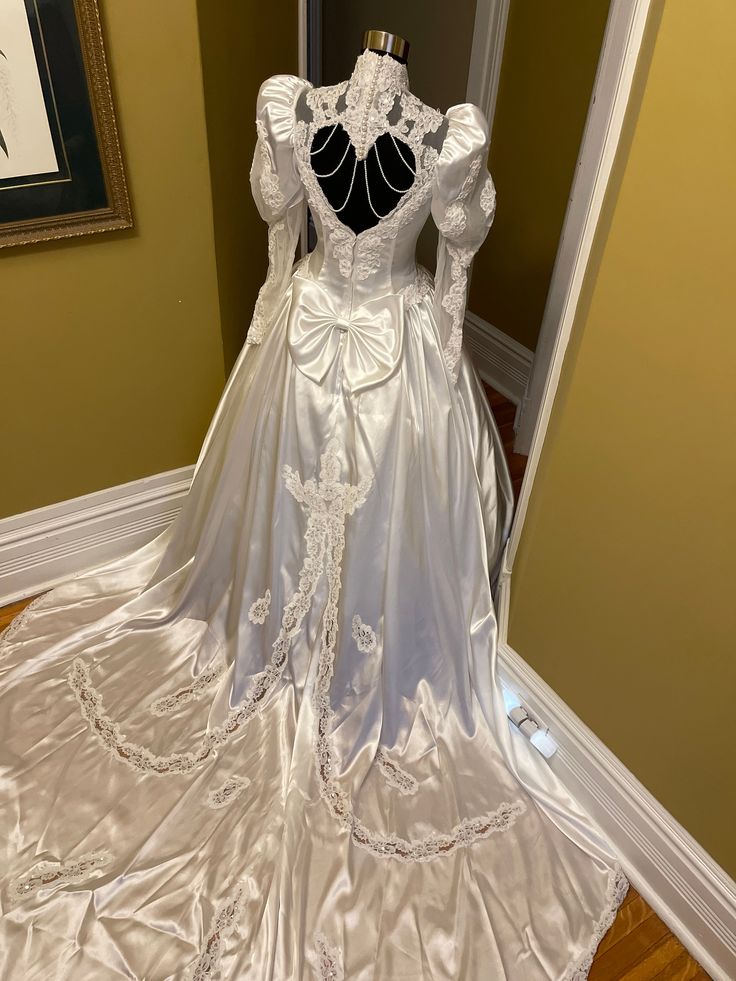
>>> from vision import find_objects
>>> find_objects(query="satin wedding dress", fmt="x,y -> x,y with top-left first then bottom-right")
0,51 -> 627,980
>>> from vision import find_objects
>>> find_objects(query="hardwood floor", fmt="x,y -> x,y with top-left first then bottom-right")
0,400 -> 711,978
483,381 -> 529,499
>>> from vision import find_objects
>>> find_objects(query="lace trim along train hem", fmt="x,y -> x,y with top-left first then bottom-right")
562,866 -> 629,981
0,592 -> 49,652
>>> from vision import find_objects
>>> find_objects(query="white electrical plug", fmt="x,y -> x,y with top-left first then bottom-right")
507,701 -> 558,759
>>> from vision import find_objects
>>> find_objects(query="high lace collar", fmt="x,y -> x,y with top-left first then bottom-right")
344,50 -> 410,159
347,48 -> 410,98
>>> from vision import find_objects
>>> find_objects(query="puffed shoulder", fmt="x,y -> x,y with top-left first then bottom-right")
432,102 -> 490,205
256,74 -> 313,144
251,74 -> 312,223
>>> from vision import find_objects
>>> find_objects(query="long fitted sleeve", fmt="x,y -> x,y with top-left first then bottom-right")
431,103 -> 497,381
247,73 -> 312,345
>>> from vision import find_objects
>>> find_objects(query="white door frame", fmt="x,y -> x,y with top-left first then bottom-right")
467,1 -> 654,460
511,1 -> 653,458
498,0 -> 652,574
467,0 -> 510,134
466,0 -> 653,559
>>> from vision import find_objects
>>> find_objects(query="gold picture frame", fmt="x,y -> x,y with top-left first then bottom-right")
0,0 -> 132,248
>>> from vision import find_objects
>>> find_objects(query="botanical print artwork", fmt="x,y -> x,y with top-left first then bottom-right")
0,0 -> 58,180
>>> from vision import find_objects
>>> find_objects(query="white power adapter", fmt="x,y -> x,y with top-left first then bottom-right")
507,703 -> 558,759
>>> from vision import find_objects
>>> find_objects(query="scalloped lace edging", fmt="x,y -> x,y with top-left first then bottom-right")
0,591 -> 50,653
562,865 -> 629,980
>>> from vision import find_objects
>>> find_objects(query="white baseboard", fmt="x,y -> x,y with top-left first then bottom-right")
0,467 -> 194,606
498,640 -> 736,980
464,311 -> 534,405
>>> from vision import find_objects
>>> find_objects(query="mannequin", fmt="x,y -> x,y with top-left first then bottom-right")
310,30 -> 420,235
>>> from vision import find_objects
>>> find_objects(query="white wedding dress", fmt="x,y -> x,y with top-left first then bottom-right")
0,51 -> 627,980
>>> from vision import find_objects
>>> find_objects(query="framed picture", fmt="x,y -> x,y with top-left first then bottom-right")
0,0 -> 131,248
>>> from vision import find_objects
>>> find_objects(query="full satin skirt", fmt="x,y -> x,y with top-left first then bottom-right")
0,277 -> 625,980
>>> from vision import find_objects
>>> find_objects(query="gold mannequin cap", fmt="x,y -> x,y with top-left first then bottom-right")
362,30 -> 410,63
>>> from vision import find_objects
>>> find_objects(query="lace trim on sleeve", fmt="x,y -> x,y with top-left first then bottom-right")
480,173 -> 496,217
442,244 -> 475,379
438,152 -> 485,379
254,118 -> 286,214
246,218 -> 286,346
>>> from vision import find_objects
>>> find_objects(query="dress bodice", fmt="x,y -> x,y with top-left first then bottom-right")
248,52 -> 498,381
291,51 -> 447,314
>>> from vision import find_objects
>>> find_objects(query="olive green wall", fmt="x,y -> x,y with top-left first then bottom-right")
197,0 -> 299,371
322,0 -> 475,108
1,0 -> 226,520
508,0 -> 736,874
470,0 -> 611,352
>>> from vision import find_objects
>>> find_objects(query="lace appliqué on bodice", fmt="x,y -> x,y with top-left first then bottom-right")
294,51 -> 446,282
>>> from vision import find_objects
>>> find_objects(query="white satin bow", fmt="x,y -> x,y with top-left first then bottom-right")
286,273 -> 405,395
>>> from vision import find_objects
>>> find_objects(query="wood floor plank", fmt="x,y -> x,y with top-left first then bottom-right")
621,886 -> 641,909
595,893 -> 655,955
0,596 -> 41,632
651,948 -> 707,980
623,935 -> 696,981
588,914 -> 671,977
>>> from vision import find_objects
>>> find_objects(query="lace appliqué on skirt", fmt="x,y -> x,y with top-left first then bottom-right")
206,775 -> 251,810
351,614 -> 376,653
291,440 -> 527,861
149,658 -> 226,717
9,849 -> 112,906
311,933 -> 344,981
376,749 -> 418,796
68,437 -> 525,859
67,445 -> 350,775
190,881 -> 247,981
248,589 -> 271,625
